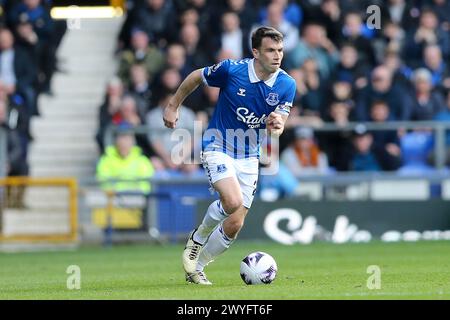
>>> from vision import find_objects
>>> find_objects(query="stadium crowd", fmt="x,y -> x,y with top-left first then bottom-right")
0,0 -> 65,205
92,0 -> 450,192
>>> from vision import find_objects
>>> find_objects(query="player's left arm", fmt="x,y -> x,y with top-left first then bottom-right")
267,79 -> 296,137
266,111 -> 288,137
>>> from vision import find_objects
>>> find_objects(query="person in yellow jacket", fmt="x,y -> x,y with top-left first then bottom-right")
96,126 -> 154,193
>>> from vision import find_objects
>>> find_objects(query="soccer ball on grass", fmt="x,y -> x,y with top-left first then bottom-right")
240,251 -> 278,285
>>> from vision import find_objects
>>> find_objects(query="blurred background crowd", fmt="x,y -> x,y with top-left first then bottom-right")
3,0 -> 450,199
1,0 -> 66,181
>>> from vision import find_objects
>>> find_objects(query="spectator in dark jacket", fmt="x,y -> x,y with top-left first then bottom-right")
350,124 -> 382,172
404,68 -> 446,121
369,100 -> 402,170
356,65 -> 407,121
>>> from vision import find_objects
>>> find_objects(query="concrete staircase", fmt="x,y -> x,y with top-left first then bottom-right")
2,18 -> 124,241
29,18 -> 123,179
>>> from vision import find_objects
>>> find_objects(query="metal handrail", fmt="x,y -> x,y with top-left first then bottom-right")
104,120 -> 450,169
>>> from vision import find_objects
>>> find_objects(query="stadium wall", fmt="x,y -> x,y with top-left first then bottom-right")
196,199 -> 450,244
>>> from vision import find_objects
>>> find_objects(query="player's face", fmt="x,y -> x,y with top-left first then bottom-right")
254,37 -> 284,74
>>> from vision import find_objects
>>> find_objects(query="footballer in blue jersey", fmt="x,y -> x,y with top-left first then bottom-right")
163,27 -> 296,285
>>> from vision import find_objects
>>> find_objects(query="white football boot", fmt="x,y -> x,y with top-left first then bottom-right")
186,271 -> 212,285
182,229 -> 204,274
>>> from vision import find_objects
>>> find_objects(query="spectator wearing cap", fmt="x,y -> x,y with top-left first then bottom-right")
281,126 -> 329,176
369,100 -> 402,171
117,28 -> 165,87
96,124 -> 155,193
403,68 -> 446,121
350,124 -> 382,172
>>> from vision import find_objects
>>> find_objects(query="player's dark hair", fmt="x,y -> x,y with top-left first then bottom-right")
251,27 -> 283,49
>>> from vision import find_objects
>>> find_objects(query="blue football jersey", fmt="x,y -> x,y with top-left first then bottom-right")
201,58 -> 296,158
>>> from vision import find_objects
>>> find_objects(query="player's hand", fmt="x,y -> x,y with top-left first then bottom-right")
163,102 -> 179,129
266,112 -> 283,130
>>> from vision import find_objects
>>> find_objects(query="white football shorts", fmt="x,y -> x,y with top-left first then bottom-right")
200,151 -> 259,209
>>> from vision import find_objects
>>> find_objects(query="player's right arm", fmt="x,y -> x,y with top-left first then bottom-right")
163,69 -> 203,129
164,60 -> 231,129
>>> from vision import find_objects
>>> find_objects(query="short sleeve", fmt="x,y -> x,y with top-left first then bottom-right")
201,59 -> 231,88
275,79 -> 296,116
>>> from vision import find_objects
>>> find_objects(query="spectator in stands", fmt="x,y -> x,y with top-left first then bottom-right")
318,101 -> 353,171
132,0 -> 173,47
373,20 -> 405,60
146,90 -> 200,175
285,23 -> 339,79
369,100 -> 402,170
224,0 -> 257,37
339,11 -> 376,66
96,77 -> 125,153
402,8 -> 450,67
356,65 -> 407,121
128,63 -> 152,113
256,1 -> 299,55
295,58 -> 327,116
404,68 -> 446,121
262,0 -> 303,27
422,44 -> 450,94
381,0 -> 418,31
152,67 -> 182,108
112,95 -> 156,160
9,0 -> 55,94
179,23 -> 211,70
281,126 -> 329,176
96,124 -> 155,193
117,28 -> 164,87
350,124 -> 382,172
219,11 -> 244,60
0,99 -> 27,208
428,0 -> 450,30
382,49 -> 413,90
333,43 -> 369,90
165,43 -> 190,78
14,22 -> 39,116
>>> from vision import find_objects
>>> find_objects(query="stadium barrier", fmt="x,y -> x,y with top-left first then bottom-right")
104,120 -> 450,169
0,177 -> 78,244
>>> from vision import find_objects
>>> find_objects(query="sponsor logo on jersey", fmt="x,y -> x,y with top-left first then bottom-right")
236,107 -> 267,129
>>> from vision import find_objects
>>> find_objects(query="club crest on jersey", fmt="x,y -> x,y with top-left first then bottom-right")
217,164 -> 227,173
265,93 -> 279,106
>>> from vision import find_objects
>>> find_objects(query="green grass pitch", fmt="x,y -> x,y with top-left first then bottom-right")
0,240 -> 449,299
